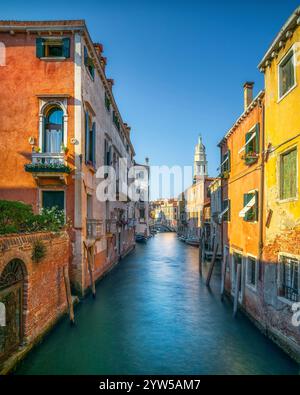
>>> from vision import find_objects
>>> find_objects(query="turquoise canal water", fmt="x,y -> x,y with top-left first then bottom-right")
16,233 -> 299,375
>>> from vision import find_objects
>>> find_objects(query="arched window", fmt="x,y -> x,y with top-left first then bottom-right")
44,106 -> 64,153
0,42 -> 5,66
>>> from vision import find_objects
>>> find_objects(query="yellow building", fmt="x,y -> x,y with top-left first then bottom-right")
258,6 -> 300,359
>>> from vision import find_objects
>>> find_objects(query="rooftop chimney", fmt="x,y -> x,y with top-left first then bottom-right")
243,82 -> 254,111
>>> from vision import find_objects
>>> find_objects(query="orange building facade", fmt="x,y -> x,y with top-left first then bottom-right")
0,20 -> 137,295
218,84 -> 265,320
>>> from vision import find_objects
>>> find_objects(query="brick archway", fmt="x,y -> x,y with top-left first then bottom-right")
0,258 -> 27,361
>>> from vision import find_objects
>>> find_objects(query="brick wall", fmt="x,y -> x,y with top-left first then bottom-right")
0,231 -> 69,344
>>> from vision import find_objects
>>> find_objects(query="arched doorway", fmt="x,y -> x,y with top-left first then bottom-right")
0,259 -> 25,360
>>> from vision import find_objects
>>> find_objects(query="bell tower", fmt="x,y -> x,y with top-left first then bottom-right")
193,135 -> 207,182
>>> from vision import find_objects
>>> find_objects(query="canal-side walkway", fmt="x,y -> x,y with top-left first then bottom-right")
16,233 -> 299,375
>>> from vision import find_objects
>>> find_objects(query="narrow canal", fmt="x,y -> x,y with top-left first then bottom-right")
16,233 -> 299,375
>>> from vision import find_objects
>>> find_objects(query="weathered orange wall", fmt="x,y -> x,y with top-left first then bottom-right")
0,32 -> 75,221
221,102 -> 263,257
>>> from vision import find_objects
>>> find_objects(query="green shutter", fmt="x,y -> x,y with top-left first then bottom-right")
281,149 -> 297,199
245,132 -> 252,155
228,150 -> 231,172
62,38 -> 70,58
92,122 -> 96,166
254,191 -> 259,221
255,124 -> 260,154
36,38 -> 44,58
85,111 -> 89,164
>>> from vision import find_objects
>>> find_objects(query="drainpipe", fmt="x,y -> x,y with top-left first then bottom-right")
258,100 -> 265,264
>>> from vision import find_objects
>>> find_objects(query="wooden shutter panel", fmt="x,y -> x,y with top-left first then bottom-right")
85,111 -> 89,164
255,124 -> 260,154
62,38 -> 70,58
245,132 -> 252,155
228,150 -> 231,172
228,199 -> 231,221
84,46 -> 88,66
36,38 -> 44,58
92,122 -> 96,166
254,191 -> 259,221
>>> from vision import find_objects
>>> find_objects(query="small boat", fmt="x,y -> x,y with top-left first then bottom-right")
185,238 -> 200,246
178,235 -> 186,242
135,234 -> 147,243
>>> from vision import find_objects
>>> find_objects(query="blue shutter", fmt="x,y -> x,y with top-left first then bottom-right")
85,111 -> 89,164
62,38 -> 70,58
84,46 -> 88,66
92,122 -> 96,166
36,38 -> 44,58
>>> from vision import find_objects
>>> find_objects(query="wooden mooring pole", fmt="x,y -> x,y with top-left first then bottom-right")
233,263 -> 241,317
206,243 -> 219,287
220,253 -> 227,301
198,232 -> 204,277
87,246 -> 96,298
63,265 -> 75,325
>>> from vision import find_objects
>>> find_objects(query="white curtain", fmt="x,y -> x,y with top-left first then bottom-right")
45,128 -> 62,153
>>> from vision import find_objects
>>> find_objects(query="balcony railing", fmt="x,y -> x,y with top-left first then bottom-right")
86,219 -> 104,240
106,219 -> 117,234
25,152 -> 71,175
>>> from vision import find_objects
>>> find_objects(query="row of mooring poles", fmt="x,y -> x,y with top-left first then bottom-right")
199,231 -> 240,317
63,242 -> 97,326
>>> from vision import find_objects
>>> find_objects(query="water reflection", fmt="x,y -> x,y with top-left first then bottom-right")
16,233 -> 299,375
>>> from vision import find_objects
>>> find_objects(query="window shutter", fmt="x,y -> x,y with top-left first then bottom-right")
245,132 -> 252,155
84,46 -> 88,66
104,139 -> 107,166
228,150 -> 231,172
62,38 -> 70,58
255,124 -> 260,154
85,111 -> 89,164
228,199 -> 231,221
36,38 -> 44,58
255,191 -> 259,221
243,193 -> 249,221
92,122 -> 96,166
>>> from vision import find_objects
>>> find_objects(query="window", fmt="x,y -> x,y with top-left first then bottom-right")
139,208 -> 145,220
113,111 -> 120,131
105,92 -> 110,112
221,199 -> 230,222
245,124 -> 259,165
84,46 -> 95,80
42,191 -> 65,211
44,107 -> 64,153
246,257 -> 257,289
87,194 -> 93,219
279,50 -> 295,98
220,150 -> 230,175
240,191 -> 258,222
85,112 -> 96,166
280,148 -> 297,200
36,38 -> 70,59
278,255 -> 299,302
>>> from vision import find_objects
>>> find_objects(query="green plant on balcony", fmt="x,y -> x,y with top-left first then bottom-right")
24,162 -> 71,173
0,200 -> 66,234
221,170 -> 230,179
245,150 -> 258,165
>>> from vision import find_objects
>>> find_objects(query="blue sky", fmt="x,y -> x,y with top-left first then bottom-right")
3,0 -> 300,196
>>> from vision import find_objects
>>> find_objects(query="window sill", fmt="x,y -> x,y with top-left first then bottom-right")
277,83 -> 297,103
246,283 -> 257,293
40,56 -> 66,61
277,197 -> 298,204
277,296 -> 295,307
